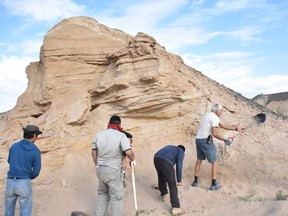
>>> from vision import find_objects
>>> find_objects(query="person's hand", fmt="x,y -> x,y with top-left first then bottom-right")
236,127 -> 246,132
177,182 -> 182,186
129,160 -> 136,167
225,137 -> 234,145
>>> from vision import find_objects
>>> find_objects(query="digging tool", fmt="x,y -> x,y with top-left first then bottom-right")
243,113 -> 266,130
227,113 -> 266,143
131,164 -> 140,216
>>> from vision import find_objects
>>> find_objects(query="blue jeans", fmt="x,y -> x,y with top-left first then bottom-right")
5,179 -> 32,216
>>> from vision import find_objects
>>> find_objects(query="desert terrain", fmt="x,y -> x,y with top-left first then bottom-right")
0,16 -> 287,216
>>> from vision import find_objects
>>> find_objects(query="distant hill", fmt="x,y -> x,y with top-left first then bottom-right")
252,92 -> 288,116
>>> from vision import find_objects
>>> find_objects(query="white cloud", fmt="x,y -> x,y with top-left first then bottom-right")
210,51 -> 254,59
2,0 -> 86,21
7,39 -> 43,56
215,0 -> 252,11
183,52 -> 253,76
232,75 -> 288,98
182,52 -> 288,98
20,40 -> 43,55
225,27 -> 263,43
0,55 -> 36,112
94,1 -> 220,51
92,0 -> 285,50
95,0 -> 188,35
153,28 -> 218,50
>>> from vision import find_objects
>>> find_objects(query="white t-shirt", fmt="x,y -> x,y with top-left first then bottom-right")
92,128 -> 131,168
196,112 -> 220,139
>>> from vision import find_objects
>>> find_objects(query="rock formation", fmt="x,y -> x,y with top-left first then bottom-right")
252,92 -> 288,116
0,16 -> 287,216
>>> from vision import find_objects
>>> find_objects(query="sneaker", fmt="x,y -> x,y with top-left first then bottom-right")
161,194 -> 170,202
172,207 -> 185,216
191,181 -> 199,187
210,184 -> 222,191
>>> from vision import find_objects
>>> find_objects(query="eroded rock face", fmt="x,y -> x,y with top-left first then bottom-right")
1,17 -> 204,144
0,16 -> 287,216
252,92 -> 288,116
0,15 -> 286,157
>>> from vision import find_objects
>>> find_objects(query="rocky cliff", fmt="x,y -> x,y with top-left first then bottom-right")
252,92 -> 288,116
0,16 -> 287,216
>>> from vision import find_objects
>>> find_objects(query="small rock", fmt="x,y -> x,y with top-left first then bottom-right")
71,211 -> 88,216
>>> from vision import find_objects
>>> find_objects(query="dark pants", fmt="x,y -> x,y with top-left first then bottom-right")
154,157 -> 180,208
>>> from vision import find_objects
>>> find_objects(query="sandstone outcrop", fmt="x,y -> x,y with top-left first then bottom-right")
0,16 -> 287,216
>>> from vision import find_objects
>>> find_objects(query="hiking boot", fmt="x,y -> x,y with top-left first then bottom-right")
191,181 -> 199,187
210,184 -> 222,191
161,194 -> 170,202
172,207 -> 185,216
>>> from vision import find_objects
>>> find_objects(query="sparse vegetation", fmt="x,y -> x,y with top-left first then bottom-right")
276,190 -> 288,201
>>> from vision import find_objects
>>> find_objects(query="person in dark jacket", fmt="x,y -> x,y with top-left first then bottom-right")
154,145 -> 185,216
5,125 -> 42,216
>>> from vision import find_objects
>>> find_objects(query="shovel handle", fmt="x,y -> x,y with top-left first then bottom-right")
131,165 -> 138,211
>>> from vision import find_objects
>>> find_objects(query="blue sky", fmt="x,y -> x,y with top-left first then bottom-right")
0,0 -> 287,112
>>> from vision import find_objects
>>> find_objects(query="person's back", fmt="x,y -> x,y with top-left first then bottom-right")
5,125 -> 42,216
91,115 -> 135,216
154,145 -> 185,216
191,103 -> 244,191
95,128 -> 129,168
196,112 -> 220,139
8,139 -> 41,179
154,145 -> 182,166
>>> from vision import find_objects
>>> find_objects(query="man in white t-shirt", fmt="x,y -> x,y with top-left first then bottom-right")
191,104 -> 244,190
92,115 -> 135,216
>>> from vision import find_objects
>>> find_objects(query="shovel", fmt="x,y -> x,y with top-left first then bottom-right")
131,164 -> 139,215
234,113 -> 266,139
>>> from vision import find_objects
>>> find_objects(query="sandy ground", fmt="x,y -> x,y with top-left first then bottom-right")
1,142 -> 287,216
